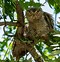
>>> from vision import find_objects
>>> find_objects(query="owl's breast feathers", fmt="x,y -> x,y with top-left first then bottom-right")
26,8 -> 54,40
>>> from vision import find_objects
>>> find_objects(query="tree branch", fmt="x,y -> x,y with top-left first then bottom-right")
0,22 -> 17,26
26,43 -> 44,62
15,0 -> 24,27
15,0 -> 25,37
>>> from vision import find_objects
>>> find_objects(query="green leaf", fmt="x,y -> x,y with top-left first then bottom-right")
0,0 -> 2,7
23,2 -> 29,9
51,50 -> 60,55
57,25 -> 60,28
33,3 -> 42,8
55,0 -> 60,4
54,4 -> 60,14
48,0 -> 55,6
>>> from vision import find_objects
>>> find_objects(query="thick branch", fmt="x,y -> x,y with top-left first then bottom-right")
15,0 -> 24,27
15,0 -> 25,37
26,44 -> 44,62
0,22 -> 17,26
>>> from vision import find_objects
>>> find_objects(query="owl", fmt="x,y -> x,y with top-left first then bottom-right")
26,8 -> 53,40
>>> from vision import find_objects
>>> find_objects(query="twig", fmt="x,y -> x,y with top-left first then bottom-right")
0,22 -> 17,26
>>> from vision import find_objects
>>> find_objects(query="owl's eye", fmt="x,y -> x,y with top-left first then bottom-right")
37,10 -> 40,12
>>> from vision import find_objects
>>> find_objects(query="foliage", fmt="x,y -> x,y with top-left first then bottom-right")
0,0 -> 60,62
47,0 -> 60,14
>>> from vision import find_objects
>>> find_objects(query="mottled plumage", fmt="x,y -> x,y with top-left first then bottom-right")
26,8 -> 53,40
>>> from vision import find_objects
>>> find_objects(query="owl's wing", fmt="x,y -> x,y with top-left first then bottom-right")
43,12 -> 54,32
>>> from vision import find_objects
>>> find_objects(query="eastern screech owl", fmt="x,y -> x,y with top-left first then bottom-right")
26,8 -> 53,40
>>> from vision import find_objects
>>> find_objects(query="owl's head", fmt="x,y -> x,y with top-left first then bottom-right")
26,8 -> 43,22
